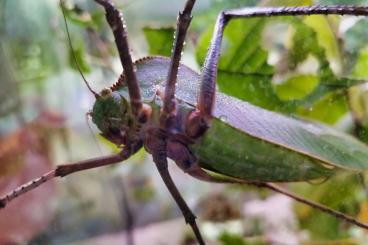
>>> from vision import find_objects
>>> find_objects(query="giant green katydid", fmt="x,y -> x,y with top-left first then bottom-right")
2,1 -> 368,244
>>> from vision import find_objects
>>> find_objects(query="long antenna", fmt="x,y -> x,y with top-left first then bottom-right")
60,0 -> 99,98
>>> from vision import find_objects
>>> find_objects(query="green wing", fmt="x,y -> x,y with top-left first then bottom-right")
212,93 -> 368,171
117,56 -> 368,181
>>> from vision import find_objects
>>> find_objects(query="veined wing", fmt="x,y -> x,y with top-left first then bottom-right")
118,56 -> 368,174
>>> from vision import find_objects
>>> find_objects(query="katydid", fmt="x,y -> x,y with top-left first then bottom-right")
2,1 -> 368,244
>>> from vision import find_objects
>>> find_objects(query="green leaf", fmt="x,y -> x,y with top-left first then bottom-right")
297,91 -> 348,124
68,40 -> 91,74
293,173 -> 361,240
191,0 -> 259,31
219,232 -> 266,245
284,18 -> 352,123
352,47 -> 368,78
196,18 -> 285,111
349,85 -> 368,126
303,15 -> 341,70
143,26 -> 175,56
61,4 -> 96,28
196,14 -> 349,115
345,19 -> 368,57
289,18 -> 338,83
2,0 -> 63,80
219,233 -> 246,245
348,84 -> 368,143
288,21 -> 315,67
275,75 -> 319,101
348,47 -> 368,142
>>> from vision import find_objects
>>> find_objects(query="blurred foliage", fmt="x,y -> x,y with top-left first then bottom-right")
195,8 -> 359,126
219,232 -> 266,245
196,17 -> 282,111
0,111 -> 64,242
143,27 -> 175,57
2,0 -> 368,244
275,75 -> 319,100
293,173 -> 362,240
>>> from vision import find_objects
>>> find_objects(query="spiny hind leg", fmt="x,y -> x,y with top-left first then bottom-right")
186,6 -> 368,139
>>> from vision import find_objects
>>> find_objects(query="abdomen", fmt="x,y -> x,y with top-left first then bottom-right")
190,118 -> 334,182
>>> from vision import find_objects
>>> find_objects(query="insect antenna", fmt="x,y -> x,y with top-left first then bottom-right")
60,0 -> 99,98
260,182 -> 368,229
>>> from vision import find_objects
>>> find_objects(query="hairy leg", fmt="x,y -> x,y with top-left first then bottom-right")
0,149 -> 132,208
160,0 -> 196,129
94,0 -> 143,117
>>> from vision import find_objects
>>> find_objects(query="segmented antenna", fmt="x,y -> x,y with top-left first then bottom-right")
60,0 -> 99,98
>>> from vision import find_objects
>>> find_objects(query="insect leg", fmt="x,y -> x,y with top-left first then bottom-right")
160,0 -> 196,129
153,153 -> 205,245
188,6 -> 368,134
185,168 -> 368,230
94,0 -> 143,117
0,149 -> 132,209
